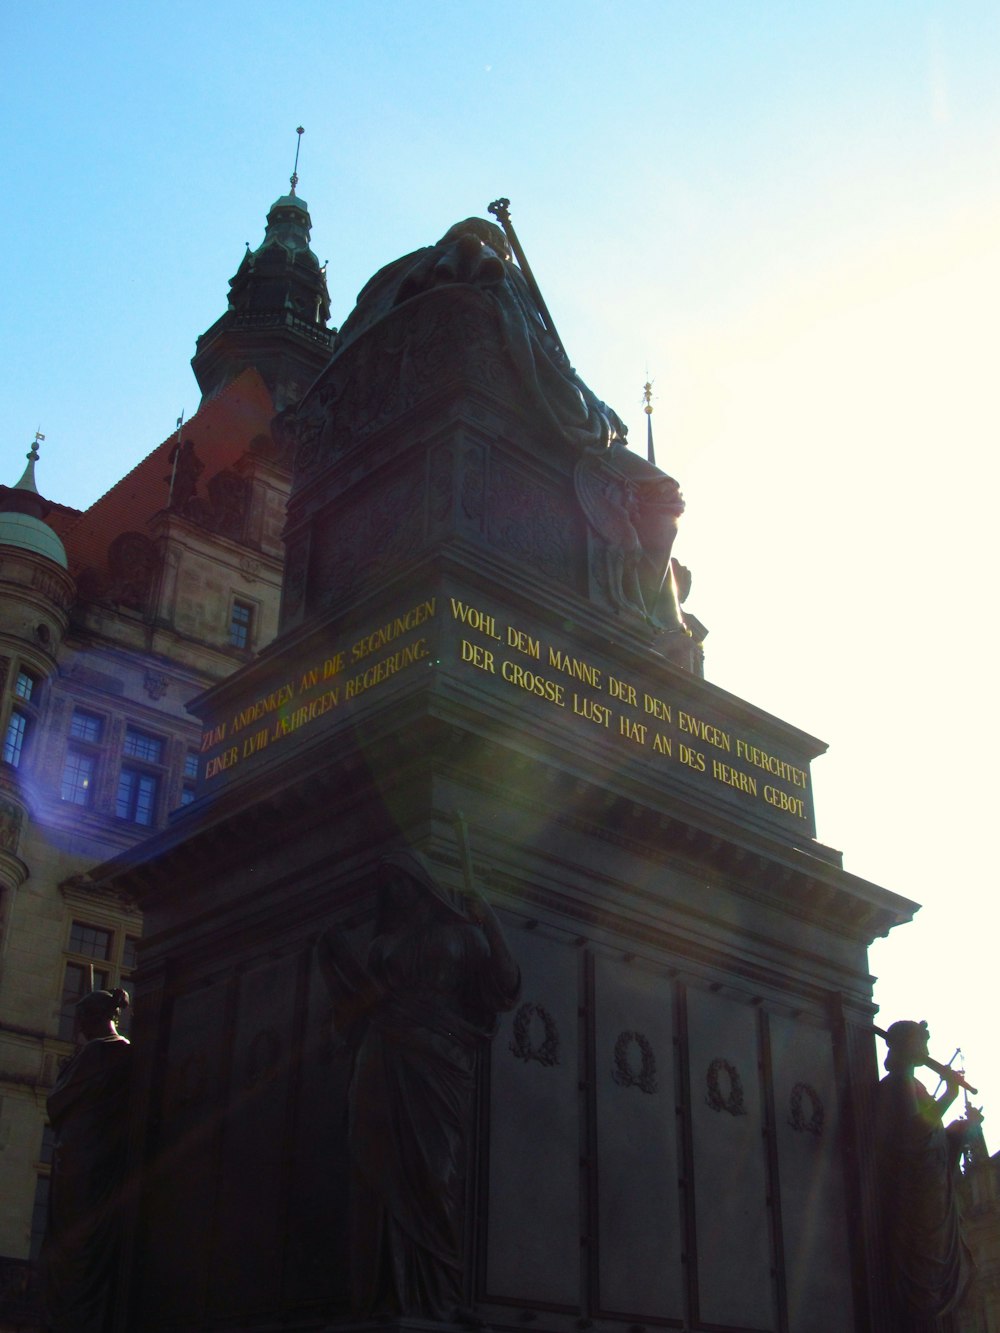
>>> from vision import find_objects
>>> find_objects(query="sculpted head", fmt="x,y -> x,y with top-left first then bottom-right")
883,1019 -> 930,1072
75,987 -> 129,1040
436,218 -> 511,262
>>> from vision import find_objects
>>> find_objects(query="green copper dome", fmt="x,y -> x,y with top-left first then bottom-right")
0,510 -> 68,568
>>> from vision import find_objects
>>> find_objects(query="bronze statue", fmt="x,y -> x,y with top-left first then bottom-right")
875,1020 -> 980,1330
318,849 -> 520,1321
40,988 -> 132,1333
574,442 -> 687,629
329,216 -> 627,455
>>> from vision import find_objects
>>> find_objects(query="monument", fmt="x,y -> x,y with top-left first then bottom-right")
90,207 -> 917,1332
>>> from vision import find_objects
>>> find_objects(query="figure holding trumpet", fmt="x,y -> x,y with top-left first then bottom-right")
875,1019 -> 983,1330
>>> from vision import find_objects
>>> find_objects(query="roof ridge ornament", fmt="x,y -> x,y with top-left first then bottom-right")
289,126 -> 305,197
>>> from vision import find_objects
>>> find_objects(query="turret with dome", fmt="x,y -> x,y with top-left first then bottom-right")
191,129 -> 334,411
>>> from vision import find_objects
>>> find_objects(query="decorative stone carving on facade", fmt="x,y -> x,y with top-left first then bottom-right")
428,445 -> 453,526
30,567 -> 74,609
787,1081 -> 824,1136
143,671 -> 168,701
107,532 -> 158,613
239,556 -> 260,583
574,444 -> 686,630
488,460 -> 575,585
310,469 -> 424,614
509,1002 -> 560,1067
0,797 -> 23,852
705,1057 -> 748,1116
203,469 -> 250,541
461,446 -> 486,526
612,1030 -> 657,1094
275,378 -> 337,477
282,538 -> 309,622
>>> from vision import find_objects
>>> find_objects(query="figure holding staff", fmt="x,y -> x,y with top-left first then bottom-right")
318,830 -> 520,1320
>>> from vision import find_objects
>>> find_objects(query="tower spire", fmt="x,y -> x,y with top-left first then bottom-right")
14,430 -> 45,494
192,144 -> 333,411
642,379 -> 656,466
289,126 -> 305,197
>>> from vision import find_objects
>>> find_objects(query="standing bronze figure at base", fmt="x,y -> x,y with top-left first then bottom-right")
319,849 -> 520,1322
40,988 -> 131,1333
876,1019 -> 981,1331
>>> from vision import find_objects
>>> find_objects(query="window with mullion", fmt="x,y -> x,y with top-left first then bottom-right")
61,748 -> 96,805
68,921 -> 112,960
123,727 -> 163,764
116,766 -> 159,825
3,710 -> 28,766
14,669 -> 36,702
69,709 -> 103,743
229,599 -> 253,649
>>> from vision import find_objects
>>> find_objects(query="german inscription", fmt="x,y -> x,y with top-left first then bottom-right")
196,588 -> 815,835
199,597 -> 437,781
447,595 -> 812,828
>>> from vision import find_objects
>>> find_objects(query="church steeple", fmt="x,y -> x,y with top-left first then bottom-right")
192,131 -> 334,412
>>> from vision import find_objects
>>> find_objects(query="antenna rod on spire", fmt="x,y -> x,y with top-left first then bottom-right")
643,379 -> 656,466
290,126 -> 305,195
488,197 -> 565,358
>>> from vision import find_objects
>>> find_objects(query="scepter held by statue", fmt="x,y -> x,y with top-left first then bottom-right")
873,1022 -> 978,1095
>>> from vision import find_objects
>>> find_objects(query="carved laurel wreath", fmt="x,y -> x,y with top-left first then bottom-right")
612,1030 -> 657,1094
509,1002 -> 560,1067
705,1057 -> 748,1116
788,1081 -> 824,1136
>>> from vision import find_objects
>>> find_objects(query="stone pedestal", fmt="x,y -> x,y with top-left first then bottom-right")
95,238 -> 913,1333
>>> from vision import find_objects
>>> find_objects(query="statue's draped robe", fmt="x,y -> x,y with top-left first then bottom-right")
331,224 -> 625,455
41,1035 -> 131,1333
345,918 -> 520,1318
876,1071 -> 971,1330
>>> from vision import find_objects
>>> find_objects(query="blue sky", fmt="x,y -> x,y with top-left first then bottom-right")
3,2 -> 1000,1111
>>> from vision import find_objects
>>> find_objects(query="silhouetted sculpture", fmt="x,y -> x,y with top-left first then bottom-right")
165,437 -> 203,510
330,217 -> 627,454
574,442 -> 687,629
318,849 -> 520,1320
41,988 -> 131,1333
876,1020 -> 978,1331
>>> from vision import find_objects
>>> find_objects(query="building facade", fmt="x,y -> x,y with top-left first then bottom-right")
0,183 -> 331,1328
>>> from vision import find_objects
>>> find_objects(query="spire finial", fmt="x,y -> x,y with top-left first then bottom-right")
290,126 -> 305,196
642,379 -> 656,467
14,429 -> 45,493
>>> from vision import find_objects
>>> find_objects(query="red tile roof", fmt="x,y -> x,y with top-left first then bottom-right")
58,369 -> 276,573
